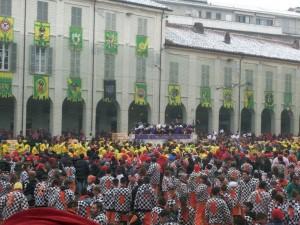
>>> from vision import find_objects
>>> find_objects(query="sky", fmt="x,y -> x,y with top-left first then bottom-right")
209,0 -> 300,12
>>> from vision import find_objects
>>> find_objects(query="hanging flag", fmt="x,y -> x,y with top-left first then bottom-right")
67,78 -> 82,102
0,17 -> 14,42
33,75 -> 49,100
168,84 -> 181,106
0,72 -> 12,98
34,21 -> 50,47
244,89 -> 254,109
69,26 -> 83,50
134,82 -> 147,105
104,31 -> 118,54
136,35 -> 148,57
223,88 -> 233,109
265,91 -> 274,109
103,80 -> 116,102
284,92 -> 292,109
200,87 -> 211,108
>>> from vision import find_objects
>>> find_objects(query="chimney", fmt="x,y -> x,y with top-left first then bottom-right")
224,32 -> 231,44
193,22 -> 204,34
292,39 -> 300,49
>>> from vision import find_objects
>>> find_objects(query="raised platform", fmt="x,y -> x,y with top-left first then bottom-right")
129,133 -> 198,144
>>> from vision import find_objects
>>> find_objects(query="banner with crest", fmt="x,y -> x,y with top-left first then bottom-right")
134,82 -> 147,105
0,72 -> 12,98
69,26 -> 83,50
223,88 -> 233,109
244,89 -> 254,109
33,75 -> 49,100
136,35 -> 148,57
34,21 -> 50,47
265,91 -> 274,109
200,87 -> 211,108
168,84 -> 181,106
104,31 -> 118,54
0,17 -> 14,42
67,78 -> 82,102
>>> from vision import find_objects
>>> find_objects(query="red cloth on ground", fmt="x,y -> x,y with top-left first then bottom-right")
3,208 -> 99,225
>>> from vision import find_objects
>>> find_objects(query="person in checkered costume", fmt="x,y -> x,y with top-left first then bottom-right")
285,191 -> 300,225
46,179 -> 64,210
151,197 -> 166,225
147,157 -> 161,192
195,182 -> 209,225
205,186 -> 233,225
0,182 -> 29,220
103,178 -> 118,224
178,195 -> 195,225
89,201 -> 108,225
34,179 -> 48,207
114,177 -> 132,224
134,176 -> 157,225
99,168 -> 114,196
248,181 -> 271,215
0,174 -> 11,198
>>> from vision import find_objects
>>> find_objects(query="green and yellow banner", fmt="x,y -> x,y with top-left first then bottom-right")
33,75 -> 49,100
69,26 -> 82,50
265,91 -> 274,109
67,78 -> 82,102
136,35 -> 148,57
34,21 -> 50,47
284,92 -> 292,109
168,84 -> 181,106
134,82 -> 147,105
223,88 -> 233,109
105,31 -> 118,54
200,87 -> 211,108
0,17 -> 14,42
244,89 -> 254,109
0,72 -> 12,98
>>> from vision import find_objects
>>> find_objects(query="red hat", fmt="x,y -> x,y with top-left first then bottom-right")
271,208 -> 285,221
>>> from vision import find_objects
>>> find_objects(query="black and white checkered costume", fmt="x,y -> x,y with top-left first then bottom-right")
196,184 -> 209,202
151,206 -> 164,225
134,183 -> 157,211
0,179 -> 11,197
91,212 -> 108,225
99,175 -> 114,195
205,197 -> 232,225
63,166 -> 76,180
286,199 -> 300,225
0,191 -> 29,220
103,187 -> 117,211
34,181 -> 47,207
78,194 -> 104,218
238,178 -> 258,204
147,162 -> 161,185
267,202 -> 287,223
114,186 -> 132,222
248,189 -> 271,215
178,206 -> 195,225
46,186 -> 64,210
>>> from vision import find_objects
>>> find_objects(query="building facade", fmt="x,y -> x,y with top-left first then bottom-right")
0,0 -> 300,137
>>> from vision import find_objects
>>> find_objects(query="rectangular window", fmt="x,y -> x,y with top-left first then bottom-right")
216,13 -> 221,20
256,17 -> 273,26
245,69 -> 254,88
104,54 -> 115,80
198,11 -> 202,18
201,65 -> 210,87
285,74 -> 292,92
266,19 -> 273,26
137,18 -> 147,36
206,11 -> 212,19
0,0 -> 12,16
169,62 -> 179,84
265,71 -> 273,91
105,12 -> 116,31
0,42 -> 9,71
224,67 -> 232,87
71,7 -> 82,27
136,57 -> 146,82
30,46 -> 52,75
37,1 -> 48,22
236,15 -> 250,23
70,50 -> 80,77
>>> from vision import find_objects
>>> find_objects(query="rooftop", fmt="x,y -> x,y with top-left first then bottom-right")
111,0 -> 170,10
166,23 -> 300,62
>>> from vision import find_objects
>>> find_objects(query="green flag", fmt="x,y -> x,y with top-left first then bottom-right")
136,35 -> 148,57
168,84 -> 181,106
134,82 -> 147,105
200,87 -> 211,108
33,75 -> 49,100
69,26 -> 83,50
244,89 -> 254,109
67,78 -> 82,102
34,21 -> 50,47
223,88 -> 233,109
104,31 -> 118,54
0,72 -> 12,98
284,92 -> 292,109
265,91 -> 274,109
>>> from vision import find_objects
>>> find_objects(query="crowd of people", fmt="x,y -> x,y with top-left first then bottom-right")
0,134 -> 300,225
132,122 -> 194,135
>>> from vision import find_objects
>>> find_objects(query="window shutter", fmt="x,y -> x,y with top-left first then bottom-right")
37,1 -> 48,21
169,62 -> 179,84
70,50 -> 75,76
0,0 -> 12,17
30,45 -> 36,74
111,13 -> 116,31
10,42 -> 17,72
143,19 -> 147,36
76,51 -> 80,76
47,47 -> 53,75
138,18 -> 143,35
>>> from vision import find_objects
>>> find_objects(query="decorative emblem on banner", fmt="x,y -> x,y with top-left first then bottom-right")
265,91 -> 274,109
104,31 -> 118,54
200,87 -> 211,108
168,84 -> 181,106
136,35 -> 148,57
103,80 -> 116,102
283,92 -> 292,109
223,88 -> 233,109
244,89 -> 254,109
134,82 -> 147,105
67,78 -> 82,102
69,26 -> 82,50
33,75 -> 49,100
0,17 -> 14,42
34,21 -> 50,47
0,72 -> 12,98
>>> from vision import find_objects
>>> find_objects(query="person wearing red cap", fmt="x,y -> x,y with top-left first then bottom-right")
268,208 -> 285,225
